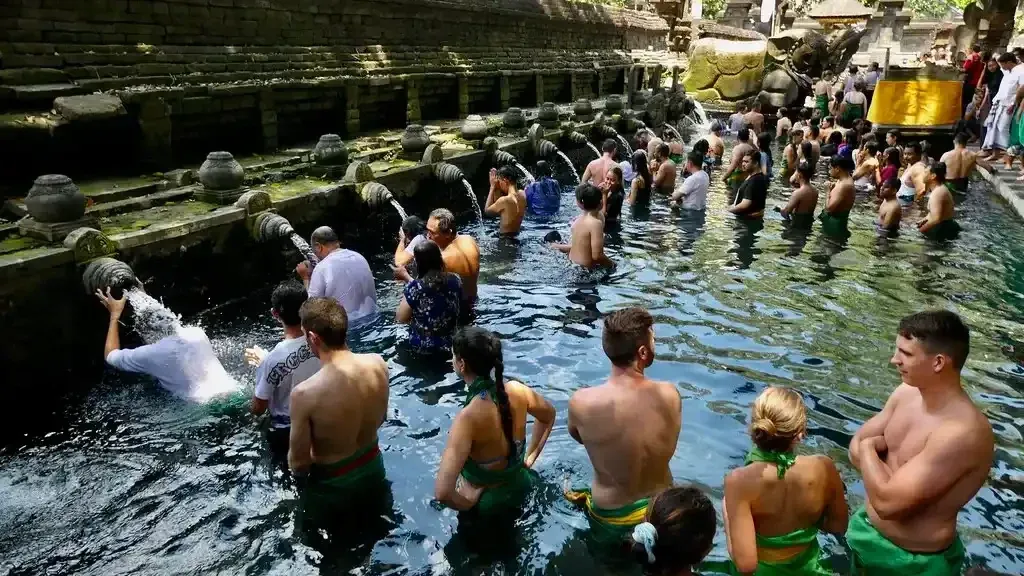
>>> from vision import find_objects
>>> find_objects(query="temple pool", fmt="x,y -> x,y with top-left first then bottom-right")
1,145 -> 1023,575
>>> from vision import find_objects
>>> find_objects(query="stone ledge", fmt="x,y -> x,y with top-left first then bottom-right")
109,206 -> 246,250
977,164 -> 1024,221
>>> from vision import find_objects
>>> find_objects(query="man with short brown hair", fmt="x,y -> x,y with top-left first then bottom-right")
289,297 -> 390,517
566,307 -> 682,549
848,310 -> 994,575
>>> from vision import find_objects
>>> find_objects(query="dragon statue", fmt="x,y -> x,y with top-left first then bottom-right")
757,26 -> 870,109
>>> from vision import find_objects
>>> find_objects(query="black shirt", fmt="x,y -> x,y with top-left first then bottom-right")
734,173 -> 769,215
983,67 -> 1003,96
606,186 -> 625,222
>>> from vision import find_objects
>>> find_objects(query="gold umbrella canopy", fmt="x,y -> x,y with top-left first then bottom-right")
807,0 -> 874,27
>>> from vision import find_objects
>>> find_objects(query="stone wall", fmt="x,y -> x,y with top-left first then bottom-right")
0,0 -> 670,193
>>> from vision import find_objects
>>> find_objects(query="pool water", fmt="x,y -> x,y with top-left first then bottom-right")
2,142 -> 1024,575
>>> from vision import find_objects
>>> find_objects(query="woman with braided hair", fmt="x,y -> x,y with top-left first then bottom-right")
434,326 -> 555,515
722,387 -> 848,575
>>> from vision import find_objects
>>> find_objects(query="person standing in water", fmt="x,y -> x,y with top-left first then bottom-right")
877,177 -> 903,235
434,327 -> 555,514
245,281 -> 321,459
729,150 -> 770,219
484,165 -> 527,235
897,142 -> 929,202
297,226 -> 379,328
626,150 -> 653,207
918,161 -> 961,240
651,143 -> 678,195
425,208 -> 480,318
780,160 -> 818,227
566,307 -> 681,549
671,152 -> 710,211
745,101 -> 766,134
724,128 -> 756,190
820,155 -> 856,238
848,310 -> 994,576
550,183 -> 612,269
393,215 -> 427,268
583,139 -> 620,186
708,121 -> 726,165
776,108 -> 793,144
724,387 -> 848,576
629,487 -> 717,576
288,298 -> 390,513
729,104 -> 748,133
394,241 -> 463,355
814,73 -> 833,119
524,160 -> 561,218
780,129 -> 804,183
853,142 -> 881,192
600,165 -> 626,224
940,132 -> 993,194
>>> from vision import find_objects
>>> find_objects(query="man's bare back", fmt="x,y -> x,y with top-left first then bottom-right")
744,112 -> 764,134
708,134 -> 725,160
290,350 -> 389,467
940,148 -> 976,180
497,189 -> 527,235
655,159 -> 677,193
442,235 -> 480,301
784,183 -> 818,216
585,157 -> 617,186
569,376 -> 681,509
567,212 -> 607,268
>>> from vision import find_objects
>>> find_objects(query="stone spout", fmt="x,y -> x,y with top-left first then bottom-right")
482,136 -> 518,167
594,124 -> 620,140
493,149 -> 519,167
362,182 -> 395,210
252,212 -> 295,243
82,257 -> 138,296
535,139 -> 560,159
566,131 -> 591,146
433,162 -> 466,185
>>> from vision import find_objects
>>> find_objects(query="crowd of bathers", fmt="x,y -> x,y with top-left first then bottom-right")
91,95 -> 997,575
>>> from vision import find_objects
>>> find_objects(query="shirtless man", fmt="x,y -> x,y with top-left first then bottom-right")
848,310 -> 993,575
852,142 -> 880,191
289,297 -> 390,515
707,121 -> 726,165
780,129 -> 804,183
918,161 -> 960,239
484,165 -> 527,235
776,108 -> 793,144
724,128 -> 756,189
806,125 -> 822,161
583,139 -> 620,186
743,101 -> 765,134
877,177 -> 903,234
650,143 -> 677,194
940,132 -> 993,194
780,160 -> 818,225
897,142 -> 928,202
820,155 -> 856,237
550,183 -> 612,268
566,307 -> 681,547
814,73 -> 833,118
426,208 -> 480,310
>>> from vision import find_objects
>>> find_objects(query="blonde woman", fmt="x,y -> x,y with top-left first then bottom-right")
724,387 -> 848,575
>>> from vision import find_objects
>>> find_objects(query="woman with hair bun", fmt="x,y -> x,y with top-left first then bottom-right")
630,486 -> 716,575
723,387 -> 848,575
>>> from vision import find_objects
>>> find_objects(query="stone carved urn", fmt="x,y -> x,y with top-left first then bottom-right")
633,90 -> 649,110
461,115 -> 488,141
401,124 -> 431,154
573,99 -> 594,120
538,102 -> 559,128
199,151 -> 244,191
605,95 -> 624,114
313,134 -> 348,166
503,107 -> 525,129
24,174 -> 86,223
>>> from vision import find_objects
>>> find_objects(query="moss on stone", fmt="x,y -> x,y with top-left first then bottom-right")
257,177 -> 329,201
692,88 -> 724,102
99,200 -> 220,236
79,175 -> 162,197
369,159 -> 418,175
0,234 -> 42,256
714,65 -> 765,99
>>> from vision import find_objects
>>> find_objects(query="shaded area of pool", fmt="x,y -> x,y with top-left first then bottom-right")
1,141 -> 1023,575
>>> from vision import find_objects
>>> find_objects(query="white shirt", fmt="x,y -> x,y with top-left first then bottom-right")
308,248 -> 379,324
404,234 -> 427,255
674,169 -> 710,210
106,326 -> 238,400
254,336 -> 320,429
994,64 -> 1024,103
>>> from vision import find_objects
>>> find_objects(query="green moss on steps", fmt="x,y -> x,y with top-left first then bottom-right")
0,234 -> 42,256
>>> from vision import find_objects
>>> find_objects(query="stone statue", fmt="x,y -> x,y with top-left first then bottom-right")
757,27 -> 869,110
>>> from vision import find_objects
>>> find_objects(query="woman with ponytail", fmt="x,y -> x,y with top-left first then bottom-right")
630,486 -> 716,576
434,326 -> 555,514
723,387 -> 848,575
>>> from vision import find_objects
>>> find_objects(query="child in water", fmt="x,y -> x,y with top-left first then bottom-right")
550,183 -> 612,269
878,177 -> 903,234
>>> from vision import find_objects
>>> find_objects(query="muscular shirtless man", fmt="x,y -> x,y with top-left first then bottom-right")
583,139 -> 620,186
848,310 -> 993,576
918,161 -> 961,240
940,132 -> 993,194
651,143 -> 677,195
724,128 -> 756,189
484,165 -> 527,235
897,142 -> 929,202
743,101 -> 765,134
566,307 -> 681,549
289,298 -> 390,516
427,209 -> 480,319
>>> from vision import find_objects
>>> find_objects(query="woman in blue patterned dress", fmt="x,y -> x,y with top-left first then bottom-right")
396,240 -> 462,354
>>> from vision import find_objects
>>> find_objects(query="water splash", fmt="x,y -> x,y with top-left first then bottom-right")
288,233 -> 319,268
389,199 -> 409,221
514,162 -> 536,185
691,100 -> 710,126
585,142 -> 601,159
615,134 -> 633,158
555,150 -> 581,184
126,288 -> 181,345
461,178 -> 483,227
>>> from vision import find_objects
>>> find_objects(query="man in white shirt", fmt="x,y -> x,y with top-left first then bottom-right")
671,152 -> 710,211
981,52 -> 1024,161
296,226 -> 379,327
245,281 -> 321,460
95,287 -> 237,401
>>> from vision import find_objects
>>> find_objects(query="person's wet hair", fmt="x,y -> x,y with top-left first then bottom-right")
401,215 -> 426,242
955,132 -> 969,146
710,120 -> 723,134
576,183 -> 602,211
602,139 -> 618,154
907,141 -> 923,157
882,177 -> 900,195
800,141 -> 813,160
845,130 -> 859,149
453,326 -> 517,464
757,132 -> 772,151
631,486 -> 716,575
885,147 -> 901,166
496,165 -> 519,183
849,64 -> 858,74
300,297 -> 349,350
864,142 -> 879,156
413,240 -> 447,290
797,160 -> 814,182
929,160 -> 947,183
602,307 -> 654,367
743,149 -> 761,165
271,281 -> 308,327
751,387 -> 807,452
810,125 -> 820,138
790,128 -> 803,140
687,151 -> 704,168
657,143 -> 671,159
887,129 -> 901,141
631,150 -> 652,193
898,310 -> 970,369
692,139 -> 710,156
535,160 -> 552,178
828,131 -> 843,146
429,208 -> 456,235
737,127 -> 750,142
311,225 -> 339,246
830,155 -> 855,173
608,165 -> 623,186
810,117 -> 820,128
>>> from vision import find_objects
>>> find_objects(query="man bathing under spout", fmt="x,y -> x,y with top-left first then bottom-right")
566,307 -> 681,550
848,310 -> 994,576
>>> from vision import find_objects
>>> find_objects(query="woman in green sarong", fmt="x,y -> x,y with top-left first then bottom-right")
840,81 -> 868,128
434,326 -> 555,516
722,387 -> 848,575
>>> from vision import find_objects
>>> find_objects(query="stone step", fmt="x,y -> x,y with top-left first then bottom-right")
0,83 -> 88,108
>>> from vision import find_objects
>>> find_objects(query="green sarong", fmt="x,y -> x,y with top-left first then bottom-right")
842,103 -> 864,125
305,441 -> 386,507
815,94 -> 830,118
819,209 -> 850,238
923,219 -> 961,241
565,487 -> 649,547
848,506 -> 964,576
459,377 -> 534,515
946,178 -> 968,195
727,168 -> 746,190
670,153 -> 684,165
1010,110 -> 1024,152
